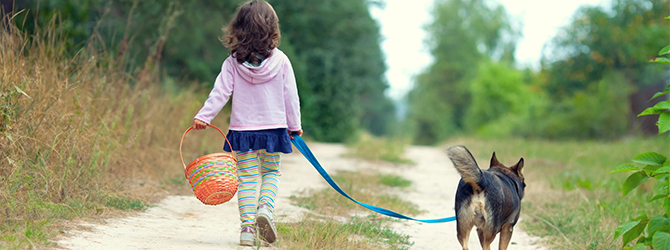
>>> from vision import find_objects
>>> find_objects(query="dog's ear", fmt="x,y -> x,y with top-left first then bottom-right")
490,152 -> 503,167
511,158 -> 524,175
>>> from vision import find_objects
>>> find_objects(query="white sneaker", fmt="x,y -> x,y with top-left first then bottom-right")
256,204 -> 278,243
239,226 -> 256,246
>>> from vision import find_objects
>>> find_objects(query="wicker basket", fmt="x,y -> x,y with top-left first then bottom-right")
179,124 -> 238,205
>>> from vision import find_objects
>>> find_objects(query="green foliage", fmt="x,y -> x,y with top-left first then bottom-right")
408,0 -> 670,142
273,0 -> 395,141
544,0 -> 669,99
15,0 -> 244,82
612,26 -> 670,249
13,0 -> 395,141
463,61 -> 546,138
407,0 -> 519,144
539,71 -> 631,140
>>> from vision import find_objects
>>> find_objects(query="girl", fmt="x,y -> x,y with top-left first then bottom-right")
191,0 -> 302,246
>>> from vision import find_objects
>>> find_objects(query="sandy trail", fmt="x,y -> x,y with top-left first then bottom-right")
56,142 -> 545,250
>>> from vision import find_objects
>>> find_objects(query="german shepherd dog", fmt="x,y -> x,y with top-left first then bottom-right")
446,146 -> 525,250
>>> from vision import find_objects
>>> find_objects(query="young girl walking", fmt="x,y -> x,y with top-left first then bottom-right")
191,0 -> 302,246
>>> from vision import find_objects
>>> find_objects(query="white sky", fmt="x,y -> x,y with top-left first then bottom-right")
370,0 -> 608,100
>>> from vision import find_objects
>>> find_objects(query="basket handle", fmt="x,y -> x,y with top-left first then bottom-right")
179,124 -> 237,170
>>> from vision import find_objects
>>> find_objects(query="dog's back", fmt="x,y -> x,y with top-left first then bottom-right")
447,145 -> 525,250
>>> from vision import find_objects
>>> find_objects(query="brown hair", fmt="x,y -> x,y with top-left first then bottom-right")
221,0 -> 281,65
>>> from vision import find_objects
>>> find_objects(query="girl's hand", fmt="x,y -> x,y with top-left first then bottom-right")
192,119 -> 208,130
288,129 -> 303,139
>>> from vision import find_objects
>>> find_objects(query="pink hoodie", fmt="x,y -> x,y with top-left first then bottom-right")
194,48 -> 301,131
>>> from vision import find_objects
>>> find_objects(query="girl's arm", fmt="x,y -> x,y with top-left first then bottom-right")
283,59 -> 301,133
194,59 -> 235,126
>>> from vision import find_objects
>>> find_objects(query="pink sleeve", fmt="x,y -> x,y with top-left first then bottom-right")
194,59 -> 234,124
283,59 -> 302,131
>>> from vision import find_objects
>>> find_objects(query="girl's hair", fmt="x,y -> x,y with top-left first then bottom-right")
221,0 -> 281,65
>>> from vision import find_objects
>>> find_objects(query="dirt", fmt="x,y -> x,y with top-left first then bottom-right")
55,142 -> 546,250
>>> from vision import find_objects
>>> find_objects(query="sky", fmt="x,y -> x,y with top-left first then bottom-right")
369,0 -> 608,101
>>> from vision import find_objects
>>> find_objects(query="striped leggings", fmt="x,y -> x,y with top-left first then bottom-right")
235,149 -> 281,227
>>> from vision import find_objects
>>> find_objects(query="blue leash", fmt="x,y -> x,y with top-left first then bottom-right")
290,135 -> 456,223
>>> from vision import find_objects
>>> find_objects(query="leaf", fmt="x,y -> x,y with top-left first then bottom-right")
643,164 -> 664,176
654,166 -> 670,175
13,86 -> 31,99
648,216 -> 670,236
616,220 -> 642,240
633,152 -> 667,166
651,57 -> 670,65
631,243 -> 649,250
623,172 -> 650,197
660,45 -> 670,56
611,164 -> 640,173
650,194 -> 667,202
653,231 -> 670,250
639,107 -> 664,116
659,112 -> 670,134
624,220 -> 648,246
651,90 -> 670,100
654,101 -> 670,110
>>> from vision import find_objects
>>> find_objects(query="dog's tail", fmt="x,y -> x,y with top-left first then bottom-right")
447,145 -> 483,191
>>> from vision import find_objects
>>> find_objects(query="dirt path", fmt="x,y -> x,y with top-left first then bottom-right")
56,142 -> 545,250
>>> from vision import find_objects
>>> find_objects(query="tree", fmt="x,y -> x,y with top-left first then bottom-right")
15,0 -> 396,141
541,0 -> 670,137
543,0 -> 670,99
272,0 -> 395,141
406,0 -> 519,144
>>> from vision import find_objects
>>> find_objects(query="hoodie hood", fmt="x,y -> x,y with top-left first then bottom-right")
233,48 -> 285,85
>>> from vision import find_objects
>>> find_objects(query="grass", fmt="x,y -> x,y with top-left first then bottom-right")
344,132 -> 415,164
278,216 -> 413,250
443,136 -> 670,249
282,168 -> 419,249
378,174 -> 412,188
0,17 -> 222,249
290,171 -> 422,217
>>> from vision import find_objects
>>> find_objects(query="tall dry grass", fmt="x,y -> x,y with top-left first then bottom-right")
0,17 -> 227,248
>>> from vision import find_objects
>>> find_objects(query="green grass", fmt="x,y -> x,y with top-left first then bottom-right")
277,216 -> 413,250
345,133 -> 415,164
290,171 -> 423,216
378,174 -> 412,188
103,196 -> 148,211
285,170 -> 418,249
444,136 -> 670,249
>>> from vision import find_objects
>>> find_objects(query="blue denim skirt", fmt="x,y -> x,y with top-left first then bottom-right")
223,128 -> 292,153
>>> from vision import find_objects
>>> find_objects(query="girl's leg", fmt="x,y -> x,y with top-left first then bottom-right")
236,150 -> 260,227
258,149 -> 281,211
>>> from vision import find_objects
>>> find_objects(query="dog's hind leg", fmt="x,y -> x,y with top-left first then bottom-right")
456,220 -> 474,250
476,227 -> 496,250
498,224 -> 514,250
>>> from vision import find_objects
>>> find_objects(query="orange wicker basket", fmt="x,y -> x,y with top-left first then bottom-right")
179,124 -> 238,205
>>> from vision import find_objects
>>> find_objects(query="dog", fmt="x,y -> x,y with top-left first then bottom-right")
446,145 -> 525,250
